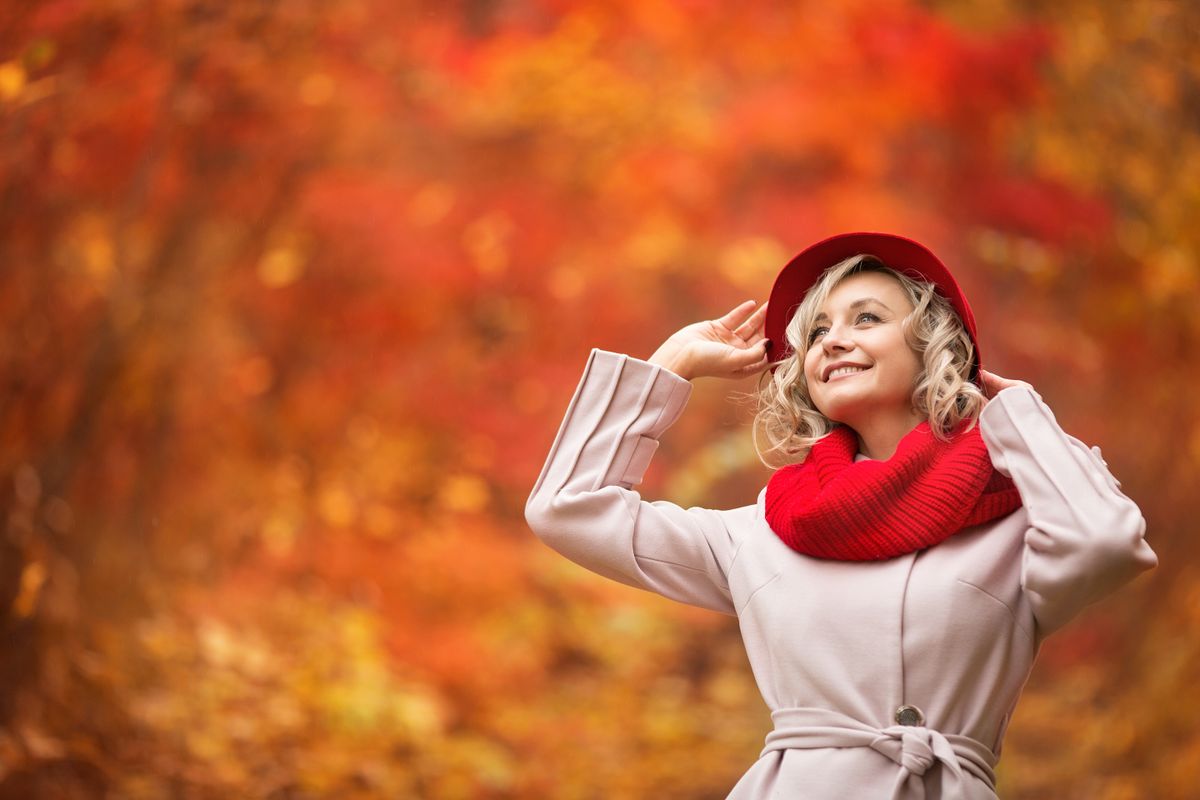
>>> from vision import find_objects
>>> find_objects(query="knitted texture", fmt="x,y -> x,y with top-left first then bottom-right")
765,421 -> 1022,561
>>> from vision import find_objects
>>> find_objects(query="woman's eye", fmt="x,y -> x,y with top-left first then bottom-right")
856,312 -> 880,324
807,326 -> 828,344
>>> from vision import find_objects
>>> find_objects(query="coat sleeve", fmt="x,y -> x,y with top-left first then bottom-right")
524,348 -> 747,615
978,384 -> 1157,635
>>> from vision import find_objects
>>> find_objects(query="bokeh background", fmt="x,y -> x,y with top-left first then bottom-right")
1,0 -> 1197,797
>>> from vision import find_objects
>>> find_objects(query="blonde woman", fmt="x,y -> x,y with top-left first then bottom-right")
525,232 -> 1156,798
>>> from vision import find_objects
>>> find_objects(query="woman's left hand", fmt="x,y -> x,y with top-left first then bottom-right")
978,369 -> 1035,401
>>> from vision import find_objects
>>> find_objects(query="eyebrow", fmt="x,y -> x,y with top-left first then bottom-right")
813,297 -> 892,322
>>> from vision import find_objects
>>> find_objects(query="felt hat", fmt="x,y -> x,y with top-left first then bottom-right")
764,232 -> 981,381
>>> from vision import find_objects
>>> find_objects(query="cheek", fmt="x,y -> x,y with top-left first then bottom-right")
802,354 -> 821,386
888,355 -> 922,393
902,347 -> 923,380
802,343 -> 821,373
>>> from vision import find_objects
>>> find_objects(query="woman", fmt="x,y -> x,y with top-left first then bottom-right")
524,232 -> 1157,798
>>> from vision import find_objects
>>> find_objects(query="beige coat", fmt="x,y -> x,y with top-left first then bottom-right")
525,349 -> 1157,799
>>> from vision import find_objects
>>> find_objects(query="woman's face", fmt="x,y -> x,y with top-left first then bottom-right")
802,271 -> 922,428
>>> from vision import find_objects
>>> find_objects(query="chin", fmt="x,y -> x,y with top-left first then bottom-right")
814,396 -> 899,428
813,405 -> 857,428
812,395 -> 865,422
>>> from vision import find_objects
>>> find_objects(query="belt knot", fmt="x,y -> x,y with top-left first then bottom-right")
760,706 -> 998,796
869,726 -> 949,777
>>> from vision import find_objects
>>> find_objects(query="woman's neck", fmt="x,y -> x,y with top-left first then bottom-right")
850,409 -> 926,461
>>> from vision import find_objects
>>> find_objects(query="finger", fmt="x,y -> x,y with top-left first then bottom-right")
733,354 -> 770,377
717,300 -> 759,332
732,339 -> 771,368
979,369 -> 1011,398
733,300 -> 769,340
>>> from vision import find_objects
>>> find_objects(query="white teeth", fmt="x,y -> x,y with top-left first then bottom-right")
828,366 -> 868,380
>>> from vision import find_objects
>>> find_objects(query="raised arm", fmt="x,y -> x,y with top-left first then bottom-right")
525,299 -> 772,615
524,348 -> 755,614
977,381 -> 1157,635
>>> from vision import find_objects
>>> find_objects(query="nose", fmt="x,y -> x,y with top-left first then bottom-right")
821,323 -> 854,354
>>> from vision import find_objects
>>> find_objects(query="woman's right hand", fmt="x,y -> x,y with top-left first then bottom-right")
647,300 -> 771,381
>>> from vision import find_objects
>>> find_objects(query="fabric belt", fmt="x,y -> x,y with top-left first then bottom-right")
761,707 -> 998,800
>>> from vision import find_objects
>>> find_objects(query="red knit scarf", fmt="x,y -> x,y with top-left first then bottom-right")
765,420 -> 1022,561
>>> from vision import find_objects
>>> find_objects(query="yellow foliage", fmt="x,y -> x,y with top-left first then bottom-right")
0,60 -> 26,101
13,560 -> 47,618
257,245 -> 306,287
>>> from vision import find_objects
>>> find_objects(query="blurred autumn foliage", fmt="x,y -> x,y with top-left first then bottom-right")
0,0 -> 1196,797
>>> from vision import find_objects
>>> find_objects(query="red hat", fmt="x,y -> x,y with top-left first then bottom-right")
764,232 -> 981,381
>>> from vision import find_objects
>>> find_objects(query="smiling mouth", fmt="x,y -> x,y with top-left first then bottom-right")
826,365 -> 871,382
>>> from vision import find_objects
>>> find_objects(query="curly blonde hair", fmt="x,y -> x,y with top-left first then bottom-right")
752,255 -> 985,469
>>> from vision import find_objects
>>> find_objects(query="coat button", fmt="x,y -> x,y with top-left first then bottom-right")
895,705 -> 925,726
